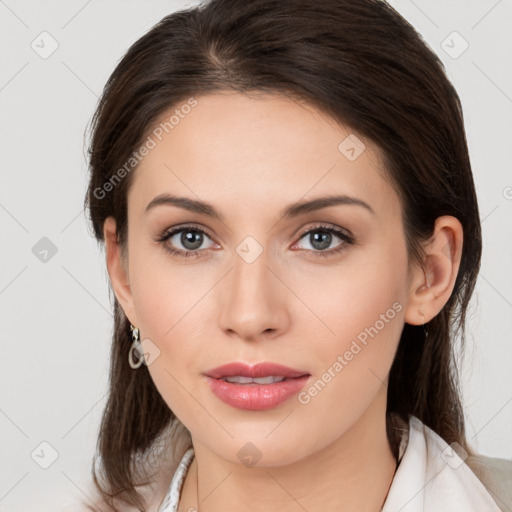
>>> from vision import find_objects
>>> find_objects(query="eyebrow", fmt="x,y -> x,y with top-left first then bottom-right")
144,193 -> 375,220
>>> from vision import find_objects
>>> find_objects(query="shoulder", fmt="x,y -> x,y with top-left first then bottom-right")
65,425 -> 194,512
465,453 -> 512,512
382,415 -> 509,511
56,467 -> 176,512
411,416 -> 512,511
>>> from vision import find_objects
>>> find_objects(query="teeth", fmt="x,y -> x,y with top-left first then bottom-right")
223,376 -> 286,384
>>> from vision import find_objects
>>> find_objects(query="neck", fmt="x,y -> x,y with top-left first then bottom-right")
179,387 -> 397,512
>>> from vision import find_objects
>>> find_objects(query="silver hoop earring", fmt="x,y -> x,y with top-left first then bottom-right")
128,324 -> 144,369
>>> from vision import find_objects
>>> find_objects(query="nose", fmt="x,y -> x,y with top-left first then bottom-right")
217,246 -> 290,343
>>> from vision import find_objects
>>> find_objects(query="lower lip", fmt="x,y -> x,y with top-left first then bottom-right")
205,375 -> 310,411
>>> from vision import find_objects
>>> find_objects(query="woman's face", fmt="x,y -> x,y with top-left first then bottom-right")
108,91 -> 420,465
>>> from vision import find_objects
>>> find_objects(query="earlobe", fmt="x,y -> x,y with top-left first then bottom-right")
404,215 -> 463,326
103,217 -> 138,326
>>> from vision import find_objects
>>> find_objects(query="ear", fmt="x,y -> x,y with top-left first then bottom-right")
103,216 -> 139,326
404,215 -> 464,326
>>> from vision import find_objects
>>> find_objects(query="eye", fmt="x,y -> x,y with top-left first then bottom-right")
292,223 -> 355,258
156,225 -> 217,259
156,222 -> 356,259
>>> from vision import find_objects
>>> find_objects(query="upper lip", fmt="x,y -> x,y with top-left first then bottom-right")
204,362 -> 309,379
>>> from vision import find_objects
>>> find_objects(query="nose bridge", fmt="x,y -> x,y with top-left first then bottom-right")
218,236 -> 286,340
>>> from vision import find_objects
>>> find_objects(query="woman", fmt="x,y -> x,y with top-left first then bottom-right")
82,0 -> 512,510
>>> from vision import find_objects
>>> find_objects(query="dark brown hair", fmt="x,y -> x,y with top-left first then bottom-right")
84,0 -> 481,509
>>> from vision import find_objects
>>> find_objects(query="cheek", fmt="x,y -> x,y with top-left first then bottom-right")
293,284 -> 405,435
293,240 -> 407,386
127,248 -> 210,387
127,242 -> 198,337
304,286 -> 404,388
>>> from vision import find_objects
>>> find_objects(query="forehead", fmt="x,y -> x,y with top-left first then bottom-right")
129,91 -> 400,222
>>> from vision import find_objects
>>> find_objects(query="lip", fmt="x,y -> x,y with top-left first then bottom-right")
204,362 -> 310,411
204,362 -> 309,379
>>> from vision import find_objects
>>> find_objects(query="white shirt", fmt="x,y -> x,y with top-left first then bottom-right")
156,415 -> 505,512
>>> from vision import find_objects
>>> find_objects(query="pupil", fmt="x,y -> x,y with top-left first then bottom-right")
182,231 -> 202,250
311,231 -> 331,250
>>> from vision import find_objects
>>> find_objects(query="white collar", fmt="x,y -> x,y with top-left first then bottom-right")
383,415 -> 502,511
158,415 -> 501,512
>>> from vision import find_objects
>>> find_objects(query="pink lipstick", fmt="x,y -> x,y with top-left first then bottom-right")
204,362 -> 310,411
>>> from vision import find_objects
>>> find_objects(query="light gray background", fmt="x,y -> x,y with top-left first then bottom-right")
1,1 -> 511,510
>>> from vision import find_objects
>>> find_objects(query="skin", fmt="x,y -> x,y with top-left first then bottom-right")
103,91 -> 463,512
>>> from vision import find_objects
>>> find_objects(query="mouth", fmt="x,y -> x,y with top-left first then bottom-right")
204,362 -> 311,410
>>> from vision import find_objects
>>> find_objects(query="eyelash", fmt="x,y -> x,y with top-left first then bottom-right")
155,223 -> 356,259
